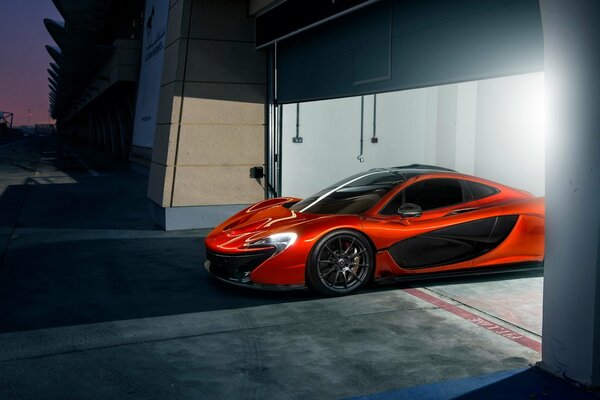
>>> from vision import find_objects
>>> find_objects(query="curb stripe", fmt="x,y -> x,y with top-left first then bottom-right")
403,287 -> 541,352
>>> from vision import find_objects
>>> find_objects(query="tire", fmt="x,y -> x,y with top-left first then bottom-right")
306,230 -> 374,296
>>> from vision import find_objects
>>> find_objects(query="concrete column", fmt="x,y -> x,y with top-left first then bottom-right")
113,102 -> 128,159
148,0 -> 266,230
94,112 -> 102,148
78,117 -> 85,141
80,116 -> 86,142
106,105 -> 119,156
90,112 -> 97,146
90,112 -> 99,147
95,110 -> 106,150
85,114 -> 92,143
104,108 -> 114,153
108,108 -> 118,155
112,105 -> 122,157
112,104 -> 124,159
99,108 -> 111,152
539,0 -> 600,387
93,110 -> 102,149
125,94 -> 135,154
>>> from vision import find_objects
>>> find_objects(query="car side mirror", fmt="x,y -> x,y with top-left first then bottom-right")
398,203 -> 422,218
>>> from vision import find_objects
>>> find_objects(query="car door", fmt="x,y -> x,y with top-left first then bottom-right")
368,177 -> 515,270
379,177 -> 478,221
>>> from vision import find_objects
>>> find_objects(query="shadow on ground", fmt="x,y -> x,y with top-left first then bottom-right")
0,225 -> 541,333
0,136 -> 322,333
0,135 -> 543,334
0,233 -> 326,333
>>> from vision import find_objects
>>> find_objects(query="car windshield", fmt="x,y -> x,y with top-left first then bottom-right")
290,169 -> 405,215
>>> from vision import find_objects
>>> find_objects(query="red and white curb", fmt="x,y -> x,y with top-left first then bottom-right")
403,287 -> 541,352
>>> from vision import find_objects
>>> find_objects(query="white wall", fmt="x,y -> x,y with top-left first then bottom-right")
474,73 -> 546,196
454,82 -> 478,174
281,87 -> 435,196
281,72 -> 545,198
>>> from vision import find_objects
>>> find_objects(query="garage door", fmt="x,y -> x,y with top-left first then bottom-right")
271,0 -> 544,104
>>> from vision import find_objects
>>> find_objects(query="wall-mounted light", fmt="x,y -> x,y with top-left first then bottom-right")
249,166 -> 264,179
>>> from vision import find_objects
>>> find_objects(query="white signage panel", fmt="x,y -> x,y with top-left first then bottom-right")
132,0 -> 169,148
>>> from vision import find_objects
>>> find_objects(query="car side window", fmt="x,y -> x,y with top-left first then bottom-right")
464,180 -> 499,200
381,178 -> 464,215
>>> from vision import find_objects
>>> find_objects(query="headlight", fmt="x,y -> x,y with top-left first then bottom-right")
246,232 -> 297,254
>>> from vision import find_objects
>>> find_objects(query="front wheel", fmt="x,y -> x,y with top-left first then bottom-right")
306,230 -> 374,296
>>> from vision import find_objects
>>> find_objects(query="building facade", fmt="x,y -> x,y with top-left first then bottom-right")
47,0 -> 545,232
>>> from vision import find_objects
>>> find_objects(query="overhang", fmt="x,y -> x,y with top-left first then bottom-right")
45,0 -> 143,120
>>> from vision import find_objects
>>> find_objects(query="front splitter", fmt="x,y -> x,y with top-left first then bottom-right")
204,260 -> 307,291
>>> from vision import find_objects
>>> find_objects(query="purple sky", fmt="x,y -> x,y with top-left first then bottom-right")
0,1 -> 61,126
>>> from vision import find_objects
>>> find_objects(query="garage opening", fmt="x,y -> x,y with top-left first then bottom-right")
261,0 -> 544,198
260,0 -> 547,355
277,72 -> 545,199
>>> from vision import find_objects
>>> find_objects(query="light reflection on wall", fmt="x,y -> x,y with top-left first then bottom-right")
281,72 -> 546,198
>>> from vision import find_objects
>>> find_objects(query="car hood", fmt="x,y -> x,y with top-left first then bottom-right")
206,197 -> 311,252
206,197 -> 366,254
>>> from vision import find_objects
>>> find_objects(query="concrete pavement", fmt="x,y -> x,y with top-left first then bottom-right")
0,134 -> 544,399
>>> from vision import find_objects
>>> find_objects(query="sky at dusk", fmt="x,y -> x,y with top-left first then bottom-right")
0,1 -> 61,126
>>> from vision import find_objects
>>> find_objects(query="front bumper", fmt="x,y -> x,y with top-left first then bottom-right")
204,249 -> 306,291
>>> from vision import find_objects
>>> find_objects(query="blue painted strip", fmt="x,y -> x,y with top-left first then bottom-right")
344,367 -> 599,400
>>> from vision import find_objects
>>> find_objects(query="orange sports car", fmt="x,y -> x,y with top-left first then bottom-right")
204,165 -> 544,296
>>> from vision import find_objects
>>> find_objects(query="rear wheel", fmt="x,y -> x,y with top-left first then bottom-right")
307,230 -> 374,296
